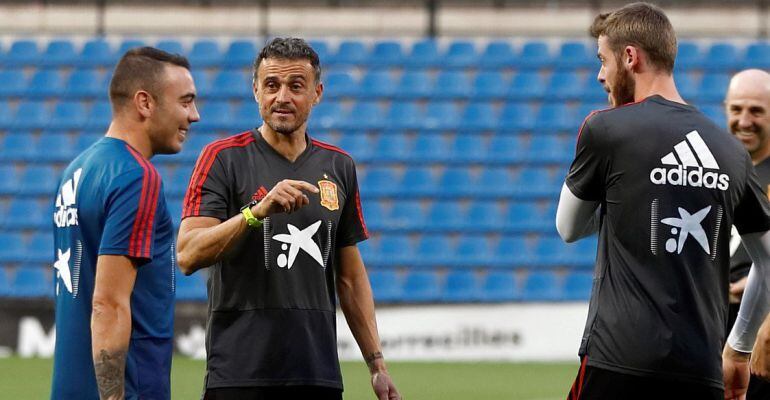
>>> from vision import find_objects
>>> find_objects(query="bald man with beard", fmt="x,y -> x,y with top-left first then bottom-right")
724,69 -> 770,398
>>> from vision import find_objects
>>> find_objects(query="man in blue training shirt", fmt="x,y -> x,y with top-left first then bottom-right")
51,47 -> 199,399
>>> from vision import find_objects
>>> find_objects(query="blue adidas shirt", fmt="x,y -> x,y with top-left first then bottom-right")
51,137 -> 175,400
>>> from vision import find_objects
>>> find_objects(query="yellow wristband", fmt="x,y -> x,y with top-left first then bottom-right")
241,205 -> 263,228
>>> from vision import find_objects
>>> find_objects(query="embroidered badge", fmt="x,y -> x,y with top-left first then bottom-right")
252,186 -> 268,202
318,180 -> 339,211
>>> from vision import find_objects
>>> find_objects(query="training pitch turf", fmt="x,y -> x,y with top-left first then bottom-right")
0,356 -> 578,399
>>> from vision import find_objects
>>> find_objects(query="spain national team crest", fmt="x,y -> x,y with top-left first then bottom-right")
318,179 -> 339,211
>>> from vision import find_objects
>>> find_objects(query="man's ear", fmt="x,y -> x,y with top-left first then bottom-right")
134,90 -> 153,118
624,45 -> 641,71
313,82 -> 324,106
253,81 -> 259,103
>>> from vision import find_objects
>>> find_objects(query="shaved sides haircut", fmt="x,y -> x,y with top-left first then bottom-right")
109,46 -> 191,111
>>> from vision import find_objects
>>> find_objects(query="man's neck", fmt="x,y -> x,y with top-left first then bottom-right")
633,72 -> 686,105
752,148 -> 770,165
105,119 -> 153,159
259,124 -> 307,162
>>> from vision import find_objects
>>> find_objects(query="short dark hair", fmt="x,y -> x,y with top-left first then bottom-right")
109,46 -> 191,110
589,2 -> 677,74
253,37 -> 321,83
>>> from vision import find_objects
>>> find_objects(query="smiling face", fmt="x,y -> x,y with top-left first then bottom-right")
725,72 -> 770,161
254,57 -> 323,137
147,64 -> 199,154
596,35 -> 636,107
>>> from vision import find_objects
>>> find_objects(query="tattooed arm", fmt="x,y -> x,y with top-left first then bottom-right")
91,255 -> 138,399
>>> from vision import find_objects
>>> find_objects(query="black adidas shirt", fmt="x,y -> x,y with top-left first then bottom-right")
565,95 -> 770,388
730,158 -> 770,282
182,130 -> 368,390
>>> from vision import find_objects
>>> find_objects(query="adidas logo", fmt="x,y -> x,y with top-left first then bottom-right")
54,168 -> 81,228
649,131 -> 730,191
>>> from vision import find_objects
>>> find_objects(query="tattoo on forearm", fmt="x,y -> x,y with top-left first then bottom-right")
365,351 -> 384,366
94,349 -> 126,399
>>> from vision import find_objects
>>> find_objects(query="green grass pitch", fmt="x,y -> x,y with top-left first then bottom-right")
0,356 -> 578,399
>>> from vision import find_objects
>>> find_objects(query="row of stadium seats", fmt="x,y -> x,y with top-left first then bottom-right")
0,38 -> 767,72
0,267 -> 594,303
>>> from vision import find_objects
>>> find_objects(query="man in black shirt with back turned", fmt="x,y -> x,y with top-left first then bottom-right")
176,38 -> 400,400
556,3 -> 770,399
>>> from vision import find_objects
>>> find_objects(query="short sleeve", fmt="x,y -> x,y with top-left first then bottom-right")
336,160 -> 369,247
99,167 -> 162,262
734,157 -> 770,235
565,114 -> 607,201
182,147 -> 230,221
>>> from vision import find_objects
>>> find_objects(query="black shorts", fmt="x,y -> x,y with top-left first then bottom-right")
567,357 -> 722,400
203,386 -> 343,400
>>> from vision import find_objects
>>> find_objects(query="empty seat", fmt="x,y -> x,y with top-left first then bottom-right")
210,70 -> 252,100
426,200 -> 464,231
222,40 -> 257,68
526,135 -> 571,164
362,201 -> 386,231
0,233 -> 26,263
478,41 -> 516,69
514,168 -> 560,198
405,39 -> 441,69
505,202 -> 547,232
414,235 -> 452,268
742,42 -> 770,69
196,102 -> 233,131
515,41 -> 552,70
431,71 -> 472,99
337,132 -> 374,160
410,135 -> 449,163
703,42 -> 739,72
66,69 -> 104,99
676,41 -> 701,71
423,102 -> 460,132
1,133 -> 36,161
487,135 -> 524,164
371,132 -> 410,162
401,270 -> 441,302
0,165 -> 19,195
368,269 -> 402,303
462,103 -> 499,132
699,73 -> 731,103
18,165 -> 59,196
13,101 -> 49,130
367,41 -> 404,68
308,101 -> 342,131
493,236 -> 531,268
386,102 -> 422,131
5,40 -> 39,67
449,133 -> 487,163
506,72 -> 545,101
455,236 -> 494,267
26,233 -> 54,264
360,167 -> 400,197
536,104 -> 578,132
443,41 -> 477,69
340,102 -> 384,131
358,71 -> 397,99
522,271 -> 561,301
396,71 -> 432,99
33,133 -> 75,162
77,38 -> 114,67
1,200 -> 45,229
308,40 -> 330,64
0,69 -> 27,98
563,272 -> 593,301
86,101 -> 112,131
443,270 -> 479,302
324,72 -> 358,99
332,40 -> 368,66
25,69 -> 65,99
117,39 -> 146,56
374,234 -> 414,266
388,200 -> 425,231
471,71 -> 508,100
11,268 -> 50,298
498,103 -> 536,133
189,39 -> 222,68
437,166 -> 474,196
480,271 -> 519,302
555,41 -> 593,70
41,39 -> 78,67
466,200 -> 505,231
546,72 -> 584,101
155,39 -> 184,55
48,101 -> 89,131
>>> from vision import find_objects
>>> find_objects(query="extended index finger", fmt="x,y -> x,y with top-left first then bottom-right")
286,180 -> 319,193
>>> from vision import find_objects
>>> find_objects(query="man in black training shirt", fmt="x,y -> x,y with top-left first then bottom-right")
725,69 -> 770,399
555,3 -> 770,399
176,38 -> 400,400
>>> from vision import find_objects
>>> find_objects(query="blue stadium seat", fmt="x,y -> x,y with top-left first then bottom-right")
466,201 -> 505,231
375,234 -> 414,267
2,200 -> 48,230
396,71 -> 432,100
11,268 -> 51,298
161,167 -> 192,198
357,236 -> 376,261
66,69 -> 104,99
581,76 -> 609,103
526,135 -> 571,164
478,41 -> 516,70
676,41 -> 701,71
493,236 -> 530,268
34,133 -> 75,162
25,69 -> 65,99
18,165 -> 59,196
675,72 -> 699,101
210,70 -> 252,100
371,132 -> 410,162
505,202 -> 548,232
423,102 -> 461,132
514,168 -> 560,198
74,132 -> 102,153
388,200 -> 425,231
40,40 -> 78,67
480,271 -> 519,302
176,273 -> 207,301
189,39 -> 222,68
77,38 -> 114,67
546,72 -> 584,101
0,268 -> 9,297
190,70 -> 211,100
703,42 -> 739,72
0,165 -> 19,195
367,41 -> 404,68
555,41 -> 594,70
699,73 -> 731,103
48,101 -> 88,131
487,135 -> 524,163
426,200 -> 464,231
471,71 -> 508,100
178,133 -> 219,162
522,271 -> 561,301
432,71 -> 472,100
13,101 -> 49,130
462,103 -> 499,132
405,39 -> 441,69
402,271 -> 442,302
414,235 -> 452,268
0,133 -> 36,161
362,201 -> 386,231
337,132 -> 374,161
0,233 -> 26,263
5,40 -> 39,67
196,102 -> 233,132
410,135 -> 449,163
437,166 -> 474,196
222,40 -> 257,68
575,103 -> 607,122
360,167 -> 400,197
533,236 -> 571,266
536,104 -> 578,132
232,101 -> 261,129
26,232 -> 54,264
86,101 -> 112,131
386,102 -> 422,131
443,270 -> 479,302
742,42 -> 770,69
358,71 -> 397,99
117,39 -> 146,56
155,39 -> 184,55
450,133 -> 487,163
515,41 -> 552,70
308,40 -> 330,64
324,71 -> 358,99
332,40 -> 368,66
308,101 -> 342,131
563,271 -> 593,301
701,104 -> 726,128
455,236 -> 494,268
498,103 -> 536,134
475,166 -> 514,196
506,72 -> 545,101
0,69 -> 27,98
443,41 -> 477,69
340,102 -> 384,131
368,269 -> 403,303
0,101 -> 14,129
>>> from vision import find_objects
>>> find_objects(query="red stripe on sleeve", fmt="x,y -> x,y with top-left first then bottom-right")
182,132 -> 254,218
355,188 -> 368,238
140,165 -> 161,258
126,145 -> 156,258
